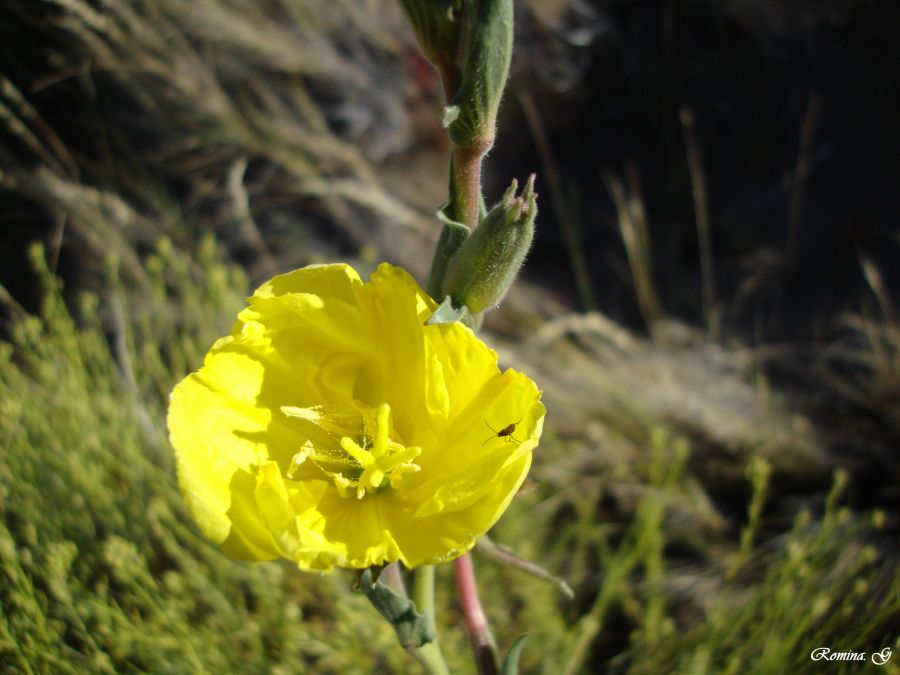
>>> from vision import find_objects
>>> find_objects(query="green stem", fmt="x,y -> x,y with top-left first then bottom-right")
412,565 -> 450,674
413,564 -> 438,637
415,641 -> 452,675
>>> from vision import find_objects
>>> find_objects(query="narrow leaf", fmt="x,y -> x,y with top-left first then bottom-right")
500,634 -> 528,675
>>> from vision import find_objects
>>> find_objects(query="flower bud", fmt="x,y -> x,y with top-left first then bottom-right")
396,0 -> 464,67
441,175 -> 537,314
442,0 -> 513,149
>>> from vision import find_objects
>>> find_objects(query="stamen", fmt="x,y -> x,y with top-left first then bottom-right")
286,441 -> 313,478
283,401 -> 422,498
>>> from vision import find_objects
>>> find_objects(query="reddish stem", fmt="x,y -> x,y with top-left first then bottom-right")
454,553 -> 499,675
453,144 -> 489,230
434,54 -> 491,231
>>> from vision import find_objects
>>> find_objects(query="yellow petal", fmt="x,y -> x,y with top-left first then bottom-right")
220,469 -> 280,560
357,264 -> 432,441
315,492 -> 403,568
252,263 -> 361,304
424,338 -> 450,422
423,320 -> 498,424
412,368 -> 542,481
168,343 -> 269,545
383,454 -> 531,567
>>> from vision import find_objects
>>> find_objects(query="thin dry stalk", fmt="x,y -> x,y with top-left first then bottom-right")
679,107 -> 716,335
602,169 -> 662,335
786,94 -> 820,260
518,89 -> 597,310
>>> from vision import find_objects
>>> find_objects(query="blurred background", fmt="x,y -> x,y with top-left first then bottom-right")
1,0 -> 899,672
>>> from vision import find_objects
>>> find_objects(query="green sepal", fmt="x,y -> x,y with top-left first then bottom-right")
443,0 -> 514,149
358,569 -> 435,650
352,564 -> 386,589
500,634 -> 528,675
425,295 -> 474,328
478,192 -> 488,222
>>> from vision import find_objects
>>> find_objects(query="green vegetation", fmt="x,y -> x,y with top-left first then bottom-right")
3,242 -> 897,672
1,244 -> 412,674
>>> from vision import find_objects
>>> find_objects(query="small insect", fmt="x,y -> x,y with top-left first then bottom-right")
481,418 -> 522,447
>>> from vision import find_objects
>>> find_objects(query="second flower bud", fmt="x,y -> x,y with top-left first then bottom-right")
441,175 -> 537,315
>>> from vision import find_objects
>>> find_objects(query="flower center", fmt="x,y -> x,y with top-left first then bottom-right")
281,402 -> 421,499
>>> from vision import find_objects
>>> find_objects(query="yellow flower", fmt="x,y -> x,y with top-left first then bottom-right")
168,263 -> 544,572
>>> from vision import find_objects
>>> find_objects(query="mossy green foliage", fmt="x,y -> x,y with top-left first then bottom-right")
481,438 -> 900,675
0,243 -> 409,674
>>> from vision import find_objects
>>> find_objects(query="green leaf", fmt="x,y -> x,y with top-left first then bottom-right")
500,634 -> 528,675
359,569 -> 435,650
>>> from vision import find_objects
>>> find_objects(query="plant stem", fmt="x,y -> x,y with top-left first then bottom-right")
410,565 -> 450,674
413,564 -> 438,637
452,144 -> 489,230
414,642 -> 452,675
455,553 -> 499,675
